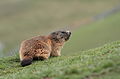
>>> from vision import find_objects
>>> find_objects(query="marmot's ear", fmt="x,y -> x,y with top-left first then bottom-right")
50,32 -> 57,38
51,32 -> 56,35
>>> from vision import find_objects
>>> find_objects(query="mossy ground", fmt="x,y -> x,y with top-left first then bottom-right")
0,41 -> 120,79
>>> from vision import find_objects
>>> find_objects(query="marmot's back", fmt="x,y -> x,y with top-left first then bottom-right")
20,36 -> 51,54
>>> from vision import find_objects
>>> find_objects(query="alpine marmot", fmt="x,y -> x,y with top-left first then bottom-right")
19,30 -> 71,67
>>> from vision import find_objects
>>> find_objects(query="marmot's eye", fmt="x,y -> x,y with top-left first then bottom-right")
61,37 -> 64,38
61,32 -> 65,33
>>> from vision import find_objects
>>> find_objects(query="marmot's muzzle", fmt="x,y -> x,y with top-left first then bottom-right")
65,31 -> 71,41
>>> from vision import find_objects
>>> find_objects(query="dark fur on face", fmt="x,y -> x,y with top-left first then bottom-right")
50,30 -> 71,42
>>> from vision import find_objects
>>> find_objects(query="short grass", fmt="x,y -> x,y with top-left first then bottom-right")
0,41 -> 120,79
62,11 -> 120,55
0,0 -> 120,54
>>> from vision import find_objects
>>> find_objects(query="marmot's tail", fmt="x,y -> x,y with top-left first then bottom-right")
21,57 -> 33,67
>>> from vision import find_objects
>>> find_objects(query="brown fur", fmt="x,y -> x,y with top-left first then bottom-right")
19,31 -> 71,66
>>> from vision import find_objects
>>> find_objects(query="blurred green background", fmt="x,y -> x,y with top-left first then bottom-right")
0,0 -> 120,57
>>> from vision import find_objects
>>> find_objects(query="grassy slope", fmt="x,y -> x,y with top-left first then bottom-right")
0,0 -> 119,54
62,11 -> 120,55
0,41 -> 120,79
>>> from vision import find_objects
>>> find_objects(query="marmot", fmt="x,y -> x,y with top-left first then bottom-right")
19,30 -> 71,67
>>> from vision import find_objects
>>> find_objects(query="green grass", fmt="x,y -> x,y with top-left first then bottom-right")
62,11 -> 120,55
0,0 -> 120,54
0,41 -> 120,79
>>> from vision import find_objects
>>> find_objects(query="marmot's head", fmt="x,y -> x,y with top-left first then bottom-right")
50,30 -> 71,43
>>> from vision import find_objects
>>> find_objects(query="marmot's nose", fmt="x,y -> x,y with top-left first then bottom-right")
66,31 -> 71,35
